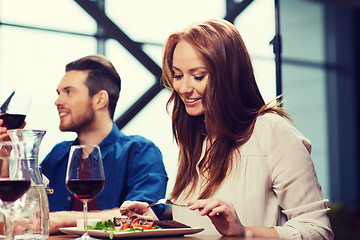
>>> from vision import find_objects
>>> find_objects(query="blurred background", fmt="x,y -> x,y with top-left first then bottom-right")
0,0 -> 359,238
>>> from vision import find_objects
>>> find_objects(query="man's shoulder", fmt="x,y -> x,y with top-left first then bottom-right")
41,140 -> 74,166
45,140 -> 74,158
101,132 -> 162,164
106,124 -> 153,145
102,125 -> 161,157
121,133 -> 153,143
51,140 -> 74,150
117,133 -> 158,149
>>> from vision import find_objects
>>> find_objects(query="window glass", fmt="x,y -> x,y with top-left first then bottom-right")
234,0 -> 276,102
106,40 -> 157,118
235,0 -> 275,58
281,0 -> 329,198
281,0 -> 324,62
0,0 -> 96,34
106,0 -> 226,44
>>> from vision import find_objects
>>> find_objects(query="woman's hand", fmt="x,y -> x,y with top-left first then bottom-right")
188,198 -> 246,236
120,201 -> 158,220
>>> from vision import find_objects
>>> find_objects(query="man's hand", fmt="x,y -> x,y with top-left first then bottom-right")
49,212 -> 77,234
0,119 -> 26,141
49,208 -> 123,235
0,119 -> 9,141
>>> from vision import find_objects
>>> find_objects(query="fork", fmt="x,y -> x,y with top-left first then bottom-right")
147,198 -> 189,209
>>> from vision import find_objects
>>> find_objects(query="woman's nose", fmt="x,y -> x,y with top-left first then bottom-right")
179,77 -> 193,94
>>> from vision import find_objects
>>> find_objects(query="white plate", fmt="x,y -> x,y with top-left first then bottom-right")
59,226 -> 204,238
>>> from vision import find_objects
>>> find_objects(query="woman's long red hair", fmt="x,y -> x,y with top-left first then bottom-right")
162,19 -> 289,200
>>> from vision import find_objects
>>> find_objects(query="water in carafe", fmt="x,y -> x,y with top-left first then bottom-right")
8,129 -> 49,240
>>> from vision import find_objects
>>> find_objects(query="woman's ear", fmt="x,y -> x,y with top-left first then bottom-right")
94,90 -> 109,111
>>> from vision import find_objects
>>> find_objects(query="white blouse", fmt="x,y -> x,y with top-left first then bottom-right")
172,113 -> 334,240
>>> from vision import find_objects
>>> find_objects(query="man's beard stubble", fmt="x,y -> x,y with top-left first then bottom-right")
59,106 -> 96,133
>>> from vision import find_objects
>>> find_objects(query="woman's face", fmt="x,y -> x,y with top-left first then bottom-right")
172,40 -> 209,116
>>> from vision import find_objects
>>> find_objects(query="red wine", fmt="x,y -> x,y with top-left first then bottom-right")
0,113 -> 26,129
0,179 -> 31,202
66,179 -> 105,200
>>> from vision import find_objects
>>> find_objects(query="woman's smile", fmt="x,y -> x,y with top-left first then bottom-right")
184,97 -> 201,106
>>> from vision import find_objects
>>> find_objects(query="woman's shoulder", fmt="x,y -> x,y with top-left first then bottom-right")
253,112 -> 293,136
253,112 -> 311,153
255,112 -> 290,126
252,112 -> 309,147
237,113 -> 288,155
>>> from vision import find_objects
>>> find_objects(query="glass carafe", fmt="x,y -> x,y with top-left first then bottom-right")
7,129 -> 49,240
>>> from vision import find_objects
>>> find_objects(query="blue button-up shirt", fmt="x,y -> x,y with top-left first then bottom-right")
41,123 -> 168,217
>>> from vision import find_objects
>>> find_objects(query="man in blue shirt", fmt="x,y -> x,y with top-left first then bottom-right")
40,55 -> 168,233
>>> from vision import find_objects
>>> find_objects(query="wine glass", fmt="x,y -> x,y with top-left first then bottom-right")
0,141 -> 31,240
0,89 -> 32,130
65,145 -> 105,240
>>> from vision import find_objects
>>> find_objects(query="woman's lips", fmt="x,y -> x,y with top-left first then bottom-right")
184,98 -> 201,107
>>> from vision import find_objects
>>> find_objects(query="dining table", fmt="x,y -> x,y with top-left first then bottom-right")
48,233 -> 279,240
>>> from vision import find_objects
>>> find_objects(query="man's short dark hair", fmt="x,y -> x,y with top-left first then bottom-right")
65,55 -> 121,119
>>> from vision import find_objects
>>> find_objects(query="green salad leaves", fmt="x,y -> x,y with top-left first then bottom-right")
87,219 -> 161,239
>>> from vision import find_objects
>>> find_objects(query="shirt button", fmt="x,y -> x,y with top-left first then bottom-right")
67,196 -> 72,201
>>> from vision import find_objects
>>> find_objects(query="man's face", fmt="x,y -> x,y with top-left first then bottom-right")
55,70 -> 95,133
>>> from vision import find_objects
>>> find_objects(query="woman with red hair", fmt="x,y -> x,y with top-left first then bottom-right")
123,19 -> 333,239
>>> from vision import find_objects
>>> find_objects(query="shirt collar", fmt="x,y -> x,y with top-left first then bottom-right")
70,123 -> 120,160
97,123 -> 121,160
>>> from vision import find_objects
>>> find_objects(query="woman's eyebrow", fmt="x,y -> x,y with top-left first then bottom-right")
189,67 -> 208,73
172,66 -> 181,71
172,66 -> 207,72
